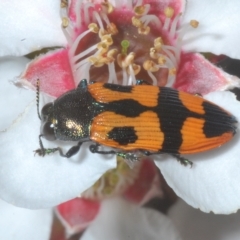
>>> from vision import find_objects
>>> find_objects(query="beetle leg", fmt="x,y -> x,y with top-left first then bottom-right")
89,143 -> 116,155
34,135 -> 84,158
58,142 -> 83,158
171,154 -> 193,168
139,149 -> 193,167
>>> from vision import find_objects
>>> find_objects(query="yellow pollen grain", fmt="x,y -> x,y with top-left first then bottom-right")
107,23 -> 118,35
154,37 -> 163,50
88,23 -> 99,33
107,48 -> 118,58
169,67 -> 177,75
190,20 -> 199,28
88,56 -> 105,67
61,17 -> 69,28
127,63 -> 141,75
98,28 -> 109,38
164,7 -> 174,18
158,56 -> 166,65
61,0 -> 68,8
101,1 -> 114,14
138,25 -> 150,35
150,48 -> 159,59
97,42 -> 109,53
117,53 -> 135,68
132,16 -> 143,28
143,60 -> 159,72
101,34 -> 113,46
134,5 -> 146,16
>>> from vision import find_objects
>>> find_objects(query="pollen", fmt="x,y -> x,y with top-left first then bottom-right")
164,7 -> 174,18
66,1 -> 199,86
61,17 -> 69,28
190,20 -> 199,28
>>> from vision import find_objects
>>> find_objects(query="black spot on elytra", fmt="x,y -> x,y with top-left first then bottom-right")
104,99 -> 148,117
103,83 -> 133,93
108,127 -> 138,145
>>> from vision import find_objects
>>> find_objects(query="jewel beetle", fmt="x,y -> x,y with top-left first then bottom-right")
35,79 -> 237,166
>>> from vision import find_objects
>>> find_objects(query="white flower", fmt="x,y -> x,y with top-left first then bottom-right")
1,0 -> 240,215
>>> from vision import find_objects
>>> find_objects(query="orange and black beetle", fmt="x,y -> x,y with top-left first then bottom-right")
35,79 -> 237,166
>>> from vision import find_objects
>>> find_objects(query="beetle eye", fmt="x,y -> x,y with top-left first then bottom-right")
41,103 -> 53,121
42,122 -> 56,141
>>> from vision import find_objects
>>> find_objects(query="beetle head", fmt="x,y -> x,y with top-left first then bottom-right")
40,102 -> 57,141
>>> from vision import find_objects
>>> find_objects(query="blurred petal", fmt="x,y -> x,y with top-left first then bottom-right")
0,0 -> 67,56
0,59 -> 116,209
155,91 -> 240,213
182,0 -> 240,59
0,199 -> 52,240
81,198 -> 182,240
169,200 -> 240,240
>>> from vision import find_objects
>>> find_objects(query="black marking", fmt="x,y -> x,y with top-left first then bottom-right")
103,83 -> 133,93
203,101 -> 237,137
155,87 -> 189,153
103,99 -> 148,117
108,127 -> 138,145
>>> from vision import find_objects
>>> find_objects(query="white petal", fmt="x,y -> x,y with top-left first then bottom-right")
0,198 -> 52,240
182,0 -> 240,59
0,57 -> 33,130
0,66 -> 116,209
169,200 -> 240,240
0,0 -> 67,56
81,198 -> 182,240
155,91 -> 240,213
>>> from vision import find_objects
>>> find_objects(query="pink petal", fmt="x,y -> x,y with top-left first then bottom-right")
20,49 -> 75,97
123,159 -> 163,204
174,53 -> 240,95
56,198 -> 100,235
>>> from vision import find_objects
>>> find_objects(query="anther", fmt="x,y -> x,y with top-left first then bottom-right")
88,23 -> 99,33
138,25 -> 150,35
132,16 -> 143,28
190,20 -> 199,28
101,1 -> 114,14
107,23 -> 118,35
62,17 -> 69,28
133,4 -> 150,16
143,60 -> 159,72
164,7 -> 174,18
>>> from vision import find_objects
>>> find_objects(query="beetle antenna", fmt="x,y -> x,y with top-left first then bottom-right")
36,79 -> 41,120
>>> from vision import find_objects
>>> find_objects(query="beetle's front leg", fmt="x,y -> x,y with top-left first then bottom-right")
34,134 -> 84,158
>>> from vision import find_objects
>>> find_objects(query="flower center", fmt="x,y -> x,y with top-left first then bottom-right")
61,0 -> 198,86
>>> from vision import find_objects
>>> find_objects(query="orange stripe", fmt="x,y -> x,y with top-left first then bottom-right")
90,111 -> 164,151
179,91 -> 205,114
179,117 -> 233,153
88,82 -> 159,107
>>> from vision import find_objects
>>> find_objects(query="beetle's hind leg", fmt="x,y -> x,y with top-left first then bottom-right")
171,154 -> 193,168
140,150 -> 193,167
